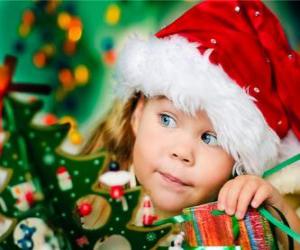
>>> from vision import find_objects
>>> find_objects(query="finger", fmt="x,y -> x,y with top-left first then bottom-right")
235,180 -> 258,219
224,178 -> 245,216
217,180 -> 232,211
251,184 -> 273,208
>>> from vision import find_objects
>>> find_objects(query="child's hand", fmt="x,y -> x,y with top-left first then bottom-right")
217,175 -> 284,220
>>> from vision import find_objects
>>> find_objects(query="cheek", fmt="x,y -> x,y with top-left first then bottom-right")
194,151 -> 234,189
133,121 -> 164,163
132,144 -> 146,186
132,141 -> 145,175
132,136 -> 154,185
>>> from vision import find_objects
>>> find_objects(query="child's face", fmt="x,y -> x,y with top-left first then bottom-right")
131,96 -> 234,214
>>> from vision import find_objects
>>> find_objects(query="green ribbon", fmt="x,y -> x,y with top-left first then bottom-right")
154,214 -> 190,226
262,153 -> 300,178
261,153 -> 300,244
258,207 -> 300,244
211,210 -> 240,240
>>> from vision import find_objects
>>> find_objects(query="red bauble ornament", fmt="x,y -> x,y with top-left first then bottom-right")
110,185 -> 124,199
43,113 -> 58,126
77,202 -> 92,217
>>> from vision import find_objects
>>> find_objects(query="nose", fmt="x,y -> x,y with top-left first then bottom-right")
170,142 -> 195,166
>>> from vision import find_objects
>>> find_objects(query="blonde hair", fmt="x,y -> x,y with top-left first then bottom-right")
81,94 -> 140,170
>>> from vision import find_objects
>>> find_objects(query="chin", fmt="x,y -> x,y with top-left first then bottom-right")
152,196 -> 184,215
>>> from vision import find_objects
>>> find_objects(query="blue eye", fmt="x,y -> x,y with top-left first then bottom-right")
160,114 -> 176,128
201,132 -> 218,146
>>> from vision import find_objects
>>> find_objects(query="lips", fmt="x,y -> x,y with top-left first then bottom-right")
158,171 -> 191,187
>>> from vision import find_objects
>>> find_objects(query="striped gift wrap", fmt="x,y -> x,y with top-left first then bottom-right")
182,202 -> 277,249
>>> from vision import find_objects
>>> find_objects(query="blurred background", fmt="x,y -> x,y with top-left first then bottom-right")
1,0 -> 300,154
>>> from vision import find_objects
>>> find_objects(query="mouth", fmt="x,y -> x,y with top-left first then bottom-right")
158,171 -> 191,187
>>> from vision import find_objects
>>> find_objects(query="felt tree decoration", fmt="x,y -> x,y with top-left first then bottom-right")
0,95 -> 172,249
20,94 -> 172,249
2,97 -> 171,249
0,55 -> 173,249
0,55 -> 69,250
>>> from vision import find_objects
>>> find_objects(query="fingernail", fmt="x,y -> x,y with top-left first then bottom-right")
235,212 -> 243,220
251,201 -> 257,208
218,203 -> 224,210
227,208 -> 234,215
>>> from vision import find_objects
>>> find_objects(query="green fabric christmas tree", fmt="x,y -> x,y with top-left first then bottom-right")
0,56 -> 69,250
0,56 -> 173,249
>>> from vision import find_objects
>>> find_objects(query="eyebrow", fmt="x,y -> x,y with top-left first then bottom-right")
154,95 -> 167,101
154,97 -> 178,112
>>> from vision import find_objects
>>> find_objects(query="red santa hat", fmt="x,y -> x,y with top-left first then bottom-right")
115,0 -> 300,179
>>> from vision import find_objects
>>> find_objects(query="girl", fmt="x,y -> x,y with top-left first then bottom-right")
83,0 -> 300,248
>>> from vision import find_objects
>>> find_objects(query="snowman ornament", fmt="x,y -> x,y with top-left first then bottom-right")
99,161 -> 131,211
169,232 -> 185,250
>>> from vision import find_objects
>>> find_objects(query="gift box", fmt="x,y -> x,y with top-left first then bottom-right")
182,202 -> 277,249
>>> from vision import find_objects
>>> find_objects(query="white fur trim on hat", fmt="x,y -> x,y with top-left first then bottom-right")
114,35 -> 280,175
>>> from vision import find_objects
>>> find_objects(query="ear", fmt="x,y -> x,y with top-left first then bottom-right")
131,95 -> 145,136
